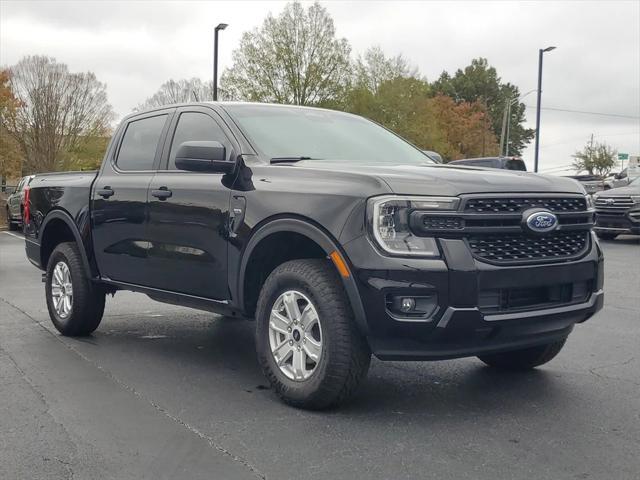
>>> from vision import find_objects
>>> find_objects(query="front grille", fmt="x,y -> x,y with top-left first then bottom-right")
595,196 -> 633,212
464,196 -> 587,214
467,230 -> 589,264
422,216 -> 464,230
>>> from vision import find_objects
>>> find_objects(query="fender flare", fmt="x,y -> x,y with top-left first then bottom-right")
39,209 -> 94,278
237,217 -> 369,335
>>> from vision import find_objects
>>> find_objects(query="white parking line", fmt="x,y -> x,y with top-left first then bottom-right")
2,231 -> 23,240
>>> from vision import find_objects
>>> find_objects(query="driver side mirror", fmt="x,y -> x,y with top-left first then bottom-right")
175,141 -> 235,173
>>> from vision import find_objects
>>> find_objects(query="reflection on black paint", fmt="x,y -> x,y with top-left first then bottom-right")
147,241 -> 213,263
104,239 -> 149,258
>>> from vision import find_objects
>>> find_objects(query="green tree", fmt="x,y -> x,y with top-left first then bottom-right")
344,76 -> 498,160
59,135 -> 111,171
572,140 -> 617,177
432,58 -> 534,156
221,1 -> 351,105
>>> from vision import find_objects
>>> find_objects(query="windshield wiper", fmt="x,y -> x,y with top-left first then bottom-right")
270,156 -> 317,164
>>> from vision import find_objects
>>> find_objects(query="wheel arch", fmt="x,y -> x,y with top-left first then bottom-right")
39,209 -> 94,278
237,216 -> 369,335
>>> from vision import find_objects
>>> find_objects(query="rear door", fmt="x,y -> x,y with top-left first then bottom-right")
91,110 -> 173,285
144,106 -> 236,300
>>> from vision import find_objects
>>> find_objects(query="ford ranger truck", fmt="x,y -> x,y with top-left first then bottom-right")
23,103 -> 604,409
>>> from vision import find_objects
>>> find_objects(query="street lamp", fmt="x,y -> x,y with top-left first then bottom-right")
533,46 -> 556,172
213,23 -> 228,101
500,89 -> 536,156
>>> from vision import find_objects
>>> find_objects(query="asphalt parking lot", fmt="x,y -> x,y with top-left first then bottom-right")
1,230 -> 639,480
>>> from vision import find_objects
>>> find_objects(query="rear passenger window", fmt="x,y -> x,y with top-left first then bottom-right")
116,115 -> 167,171
168,112 -> 229,170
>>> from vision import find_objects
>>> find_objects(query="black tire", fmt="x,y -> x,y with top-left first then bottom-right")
45,242 -> 105,336
596,232 -> 618,241
478,339 -> 567,371
6,208 -> 17,231
256,259 -> 371,409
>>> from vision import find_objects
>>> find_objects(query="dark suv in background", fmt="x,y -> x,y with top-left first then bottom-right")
593,176 -> 640,239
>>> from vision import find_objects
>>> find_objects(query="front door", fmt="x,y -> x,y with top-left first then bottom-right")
144,107 -> 234,300
91,110 -> 172,285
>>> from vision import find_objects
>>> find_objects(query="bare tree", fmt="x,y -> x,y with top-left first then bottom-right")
5,56 -> 114,173
136,78 -> 214,111
221,1 -> 351,105
354,46 -> 418,94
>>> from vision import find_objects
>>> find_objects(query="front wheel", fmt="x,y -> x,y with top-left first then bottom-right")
478,339 -> 567,370
255,259 -> 371,409
45,242 -> 106,336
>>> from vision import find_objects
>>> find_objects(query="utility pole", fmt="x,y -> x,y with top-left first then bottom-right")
499,101 -> 509,156
505,102 -> 513,156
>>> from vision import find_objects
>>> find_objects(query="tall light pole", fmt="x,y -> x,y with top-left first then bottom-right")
213,23 -> 228,101
533,46 -> 556,172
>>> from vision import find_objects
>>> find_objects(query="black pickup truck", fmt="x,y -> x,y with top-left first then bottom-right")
24,102 -> 604,409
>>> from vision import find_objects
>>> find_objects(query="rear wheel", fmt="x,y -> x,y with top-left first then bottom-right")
45,242 -> 105,336
478,339 -> 566,370
6,208 -> 17,231
596,232 -> 618,241
256,259 -> 371,409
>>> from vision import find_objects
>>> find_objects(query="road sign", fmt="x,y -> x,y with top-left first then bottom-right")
618,153 -> 629,161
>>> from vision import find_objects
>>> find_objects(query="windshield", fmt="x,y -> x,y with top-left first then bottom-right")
224,104 -> 434,165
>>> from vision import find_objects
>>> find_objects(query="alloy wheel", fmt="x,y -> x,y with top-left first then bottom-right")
268,290 -> 323,381
51,261 -> 73,319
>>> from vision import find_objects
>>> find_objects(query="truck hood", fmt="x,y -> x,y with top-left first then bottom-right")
292,161 -> 585,196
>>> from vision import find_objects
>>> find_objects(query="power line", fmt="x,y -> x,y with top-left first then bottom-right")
539,131 -> 640,149
524,105 -> 640,120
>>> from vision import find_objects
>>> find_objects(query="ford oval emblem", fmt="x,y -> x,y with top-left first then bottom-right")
525,211 -> 558,233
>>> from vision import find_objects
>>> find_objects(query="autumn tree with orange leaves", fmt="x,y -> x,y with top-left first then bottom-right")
0,69 -> 24,180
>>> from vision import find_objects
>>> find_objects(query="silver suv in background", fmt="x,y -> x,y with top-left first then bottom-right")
604,168 -> 632,190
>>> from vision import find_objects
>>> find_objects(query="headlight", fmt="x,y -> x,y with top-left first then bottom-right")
368,195 -> 460,257
585,194 -> 595,209
630,195 -> 640,204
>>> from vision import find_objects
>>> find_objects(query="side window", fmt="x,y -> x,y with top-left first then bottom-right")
168,112 -> 229,170
116,115 -> 167,171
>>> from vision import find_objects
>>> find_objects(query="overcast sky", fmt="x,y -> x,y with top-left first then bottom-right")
1,0 -> 639,173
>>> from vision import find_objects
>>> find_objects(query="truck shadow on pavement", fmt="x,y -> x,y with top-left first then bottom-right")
77,312 -> 567,418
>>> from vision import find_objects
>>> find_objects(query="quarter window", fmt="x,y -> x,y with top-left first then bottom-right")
116,115 -> 167,171
168,112 -> 229,169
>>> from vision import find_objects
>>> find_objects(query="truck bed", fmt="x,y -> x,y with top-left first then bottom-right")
24,170 -> 99,271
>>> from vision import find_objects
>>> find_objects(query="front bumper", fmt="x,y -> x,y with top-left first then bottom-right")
343,233 -> 604,361
594,210 -> 640,235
